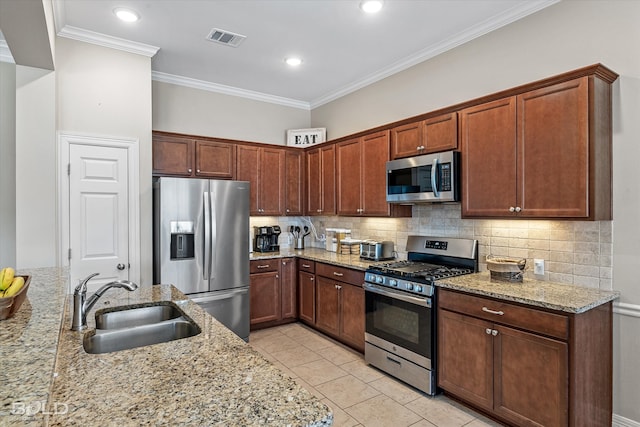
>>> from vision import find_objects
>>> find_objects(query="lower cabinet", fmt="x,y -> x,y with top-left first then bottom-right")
438,288 -> 612,427
315,263 -> 365,352
298,259 -> 316,324
249,258 -> 296,329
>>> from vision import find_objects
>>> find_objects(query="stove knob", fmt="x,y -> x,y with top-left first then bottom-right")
405,283 -> 414,291
376,276 -> 384,284
366,274 -> 375,282
389,279 -> 398,287
415,285 -> 423,293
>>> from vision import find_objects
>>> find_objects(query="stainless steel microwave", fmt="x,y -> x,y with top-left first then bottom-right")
386,150 -> 460,203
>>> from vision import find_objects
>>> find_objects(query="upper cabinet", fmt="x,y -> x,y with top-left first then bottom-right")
152,132 -> 236,178
461,70 -> 615,220
337,131 -> 411,217
306,145 -> 336,216
237,145 -> 285,216
284,149 -> 304,216
390,112 -> 458,159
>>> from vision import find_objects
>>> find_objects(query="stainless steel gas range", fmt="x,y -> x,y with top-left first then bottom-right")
364,235 -> 478,395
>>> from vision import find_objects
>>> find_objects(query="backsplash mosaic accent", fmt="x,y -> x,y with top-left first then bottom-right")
250,203 -> 613,291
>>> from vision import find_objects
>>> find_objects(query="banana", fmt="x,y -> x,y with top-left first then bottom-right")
2,276 -> 25,298
0,267 -> 15,291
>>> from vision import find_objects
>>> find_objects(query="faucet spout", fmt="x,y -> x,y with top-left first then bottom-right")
71,274 -> 138,331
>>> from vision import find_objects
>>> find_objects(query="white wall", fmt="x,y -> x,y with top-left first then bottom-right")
311,1 -> 640,423
15,65 -> 56,268
152,81 -> 311,145
0,61 -> 16,266
56,37 -> 153,284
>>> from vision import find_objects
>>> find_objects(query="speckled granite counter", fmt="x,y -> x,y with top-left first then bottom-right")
250,248 -> 372,271
0,268 -> 68,426
437,272 -> 619,313
1,269 -> 332,426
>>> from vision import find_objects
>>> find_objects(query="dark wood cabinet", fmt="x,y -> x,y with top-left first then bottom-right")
306,145 -> 335,215
336,131 -> 409,217
390,113 -> 457,159
315,263 -> 365,352
284,149 -> 304,216
194,140 -> 235,178
461,74 -> 613,220
152,132 -> 236,178
438,288 -> 612,427
298,259 -> 316,324
237,145 -> 285,216
152,134 -> 194,176
249,258 -> 297,329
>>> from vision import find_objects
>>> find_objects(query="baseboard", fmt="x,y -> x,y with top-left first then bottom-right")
614,413 -> 640,427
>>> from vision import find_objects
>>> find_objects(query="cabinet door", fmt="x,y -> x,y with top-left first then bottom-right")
336,138 -> 362,215
284,150 -> 304,216
320,145 -> 336,215
424,112 -> 458,154
237,145 -> 261,215
298,271 -> 315,324
260,147 -> 286,215
493,325 -> 568,427
361,131 -> 391,216
250,271 -> 281,326
280,258 -> 297,320
339,283 -> 365,352
195,140 -> 235,178
306,148 -> 321,215
390,121 -> 424,159
315,277 -> 340,336
152,135 -> 194,176
438,309 -> 494,411
460,97 -> 517,217
517,77 -> 589,218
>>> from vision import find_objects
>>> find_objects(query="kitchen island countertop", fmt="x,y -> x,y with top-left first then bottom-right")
1,268 -> 332,426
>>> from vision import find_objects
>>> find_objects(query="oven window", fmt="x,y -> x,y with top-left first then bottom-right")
365,290 -> 431,360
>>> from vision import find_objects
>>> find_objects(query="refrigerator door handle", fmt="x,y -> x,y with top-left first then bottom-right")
203,191 -> 211,280
210,187 -> 217,283
190,287 -> 248,303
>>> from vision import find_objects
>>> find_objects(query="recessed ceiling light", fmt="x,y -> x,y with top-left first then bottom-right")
360,0 -> 383,13
285,57 -> 303,67
113,7 -> 140,23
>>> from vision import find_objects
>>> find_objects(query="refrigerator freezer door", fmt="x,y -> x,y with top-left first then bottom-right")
154,177 -> 209,294
209,180 -> 250,292
190,287 -> 250,341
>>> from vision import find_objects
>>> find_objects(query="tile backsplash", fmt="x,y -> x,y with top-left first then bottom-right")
250,203 -> 613,291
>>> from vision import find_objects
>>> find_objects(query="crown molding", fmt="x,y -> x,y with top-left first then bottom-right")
57,25 -> 159,57
152,71 -> 310,110
309,0 -> 560,108
0,40 -> 15,64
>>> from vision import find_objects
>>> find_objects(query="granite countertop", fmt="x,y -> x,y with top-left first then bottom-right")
437,272 -> 620,313
250,247 -> 372,271
1,269 -> 332,426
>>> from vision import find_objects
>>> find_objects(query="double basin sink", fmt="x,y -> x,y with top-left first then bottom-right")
83,301 -> 201,354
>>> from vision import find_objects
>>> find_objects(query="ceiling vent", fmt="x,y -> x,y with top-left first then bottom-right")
206,28 -> 247,48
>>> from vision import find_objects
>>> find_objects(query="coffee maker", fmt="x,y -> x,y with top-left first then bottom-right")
253,226 -> 281,252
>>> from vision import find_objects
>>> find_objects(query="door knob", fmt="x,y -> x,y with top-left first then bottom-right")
117,263 -> 126,270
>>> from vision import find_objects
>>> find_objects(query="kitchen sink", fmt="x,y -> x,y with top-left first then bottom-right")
83,301 -> 201,354
95,301 -> 185,329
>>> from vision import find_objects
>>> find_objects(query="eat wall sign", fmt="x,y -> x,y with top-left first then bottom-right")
286,128 -> 326,147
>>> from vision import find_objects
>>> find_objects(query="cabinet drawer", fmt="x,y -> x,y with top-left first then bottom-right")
250,259 -> 280,273
297,258 -> 315,273
439,289 -> 569,340
316,263 -> 364,286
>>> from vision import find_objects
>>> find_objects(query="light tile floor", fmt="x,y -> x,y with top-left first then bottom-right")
249,323 -> 503,427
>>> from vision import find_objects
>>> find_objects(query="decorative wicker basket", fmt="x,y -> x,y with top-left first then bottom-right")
486,256 -> 526,283
0,275 -> 31,320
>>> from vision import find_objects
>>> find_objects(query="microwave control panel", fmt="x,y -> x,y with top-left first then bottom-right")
440,163 -> 452,191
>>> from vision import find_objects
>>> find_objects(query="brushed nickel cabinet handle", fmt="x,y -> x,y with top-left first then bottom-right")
482,307 -> 504,316
333,272 -> 344,277
492,329 -> 498,336
256,265 -> 270,269
485,328 -> 492,335
302,264 -> 311,268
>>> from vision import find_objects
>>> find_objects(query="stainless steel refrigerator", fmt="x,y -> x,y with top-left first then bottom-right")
153,177 -> 250,341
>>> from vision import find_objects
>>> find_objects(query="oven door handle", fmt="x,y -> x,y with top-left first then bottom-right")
364,283 -> 431,308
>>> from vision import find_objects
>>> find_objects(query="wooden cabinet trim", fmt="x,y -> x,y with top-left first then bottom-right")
249,259 -> 280,273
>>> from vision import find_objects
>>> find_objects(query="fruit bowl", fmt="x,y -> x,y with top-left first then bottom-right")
0,275 -> 31,320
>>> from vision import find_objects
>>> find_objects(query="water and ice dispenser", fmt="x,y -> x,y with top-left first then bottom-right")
170,221 -> 195,259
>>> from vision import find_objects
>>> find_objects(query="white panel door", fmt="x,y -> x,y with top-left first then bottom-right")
69,144 -> 129,292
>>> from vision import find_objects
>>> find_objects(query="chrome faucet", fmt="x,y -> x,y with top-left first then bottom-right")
71,273 -> 138,331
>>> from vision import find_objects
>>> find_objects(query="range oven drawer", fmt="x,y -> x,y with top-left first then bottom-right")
365,342 -> 435,395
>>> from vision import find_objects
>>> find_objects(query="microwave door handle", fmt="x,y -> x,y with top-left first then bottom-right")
431,158 -> 440,197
